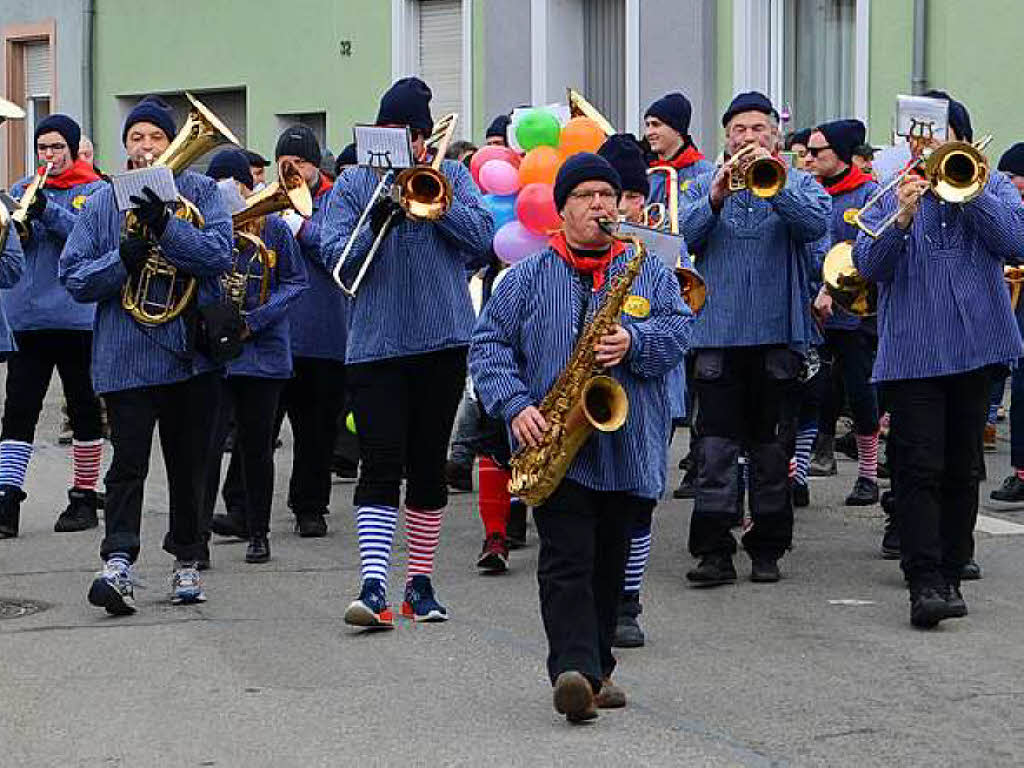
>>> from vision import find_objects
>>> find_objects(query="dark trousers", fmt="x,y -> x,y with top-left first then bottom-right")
690,346 -> 798,559
200,376 -> 284,537
348,347 -> 467,510
1,330 -> 103,443
820,328 -> 879,436
1011,362 -> 1024,469
779,353 -> 826,456
279,356 -> 346,515
534,479 -> 638,691
884,367 -> 991,588
101,372 -> 220,563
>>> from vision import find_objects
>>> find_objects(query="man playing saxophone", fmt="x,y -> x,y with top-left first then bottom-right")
470,153 -> 691,724
680,91 -> 830,587
60,95 -> 232,614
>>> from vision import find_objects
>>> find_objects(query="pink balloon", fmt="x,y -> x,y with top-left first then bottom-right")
493,221 -> 549,265
470,145 -> 521,186
515,183 -> 561,235
478,159 -> 522,195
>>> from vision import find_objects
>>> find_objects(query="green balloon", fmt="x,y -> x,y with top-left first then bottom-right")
346,412 -> 357,434
516,110 -> 562,151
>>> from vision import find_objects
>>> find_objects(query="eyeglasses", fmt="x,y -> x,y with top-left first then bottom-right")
567,190 -> 617,203
806,145 -> 832,158
36,142 -> 67,153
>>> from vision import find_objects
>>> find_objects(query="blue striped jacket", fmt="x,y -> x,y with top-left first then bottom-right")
853,169 -> 1024,382
322,160 -> 495,365
289,176 -> 348,361
0,233 -> 25,353
59,170 -> 233,394
469,245 -> 692,499
228,215 -> 308,379
680,166 -> 830,351
4,176 -> 105,331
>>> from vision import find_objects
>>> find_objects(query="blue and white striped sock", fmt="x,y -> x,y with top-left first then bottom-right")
623,523 -> 652,595
0,440 -> 33,489
793,422 -> 818,485
988,402 -> 1000,425
356,505 -> 398,586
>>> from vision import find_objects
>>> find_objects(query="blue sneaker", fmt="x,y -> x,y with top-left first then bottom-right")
344,579 -> 394,629
170,562 -> 206,605
400,575 -> 449,622
87,558 -> 136,616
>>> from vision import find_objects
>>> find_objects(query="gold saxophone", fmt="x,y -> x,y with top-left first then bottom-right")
508,226 -> 646,507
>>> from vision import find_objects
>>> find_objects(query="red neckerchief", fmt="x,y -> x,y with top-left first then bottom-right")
650,143 -> 706,171
548,231 -> 626,292
823,165 -> 873,196
42,160 -> 101,190
313,173 -> 333,200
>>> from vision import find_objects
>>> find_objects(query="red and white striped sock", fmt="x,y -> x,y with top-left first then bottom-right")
72,439 -> 103,491
405,506 -> 444,582
1015,467 -> 1024,481
855,432 -> 879,482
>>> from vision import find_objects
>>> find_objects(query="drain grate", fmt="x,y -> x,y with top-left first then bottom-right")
0,598 -> 50,619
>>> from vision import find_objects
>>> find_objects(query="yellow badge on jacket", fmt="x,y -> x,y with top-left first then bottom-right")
623,295 -> 651,319
72,195 -> 88,210
843,208 -> 860,224
680,180 -> 692,193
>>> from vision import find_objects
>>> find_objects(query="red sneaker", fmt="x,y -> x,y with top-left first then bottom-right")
476,532 -> 509,574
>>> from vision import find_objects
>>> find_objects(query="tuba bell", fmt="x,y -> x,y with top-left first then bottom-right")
726,143 -> 787,198
225,159 -> 312,312
121,92 -> 240,325
823,240 -> 876,317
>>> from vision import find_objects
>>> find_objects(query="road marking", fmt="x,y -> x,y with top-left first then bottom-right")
976,514 -> 1024,535
828,599 -> 876,606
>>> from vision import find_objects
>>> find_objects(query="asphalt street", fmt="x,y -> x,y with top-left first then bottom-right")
2,382 -> 1024,767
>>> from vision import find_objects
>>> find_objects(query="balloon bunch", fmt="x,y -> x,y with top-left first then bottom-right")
472,107 -> 608,265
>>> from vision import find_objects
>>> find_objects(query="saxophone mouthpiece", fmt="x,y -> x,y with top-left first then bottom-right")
597,218 -> 618,235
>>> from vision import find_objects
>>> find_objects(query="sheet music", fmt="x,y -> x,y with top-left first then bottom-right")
110,167 -> 179,213
353,124 -> 414,170
896,95 -> 949,141
616,222 -> 688,271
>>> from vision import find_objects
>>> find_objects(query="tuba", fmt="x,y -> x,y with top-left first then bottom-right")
641,165 -> 707,314
226,159 -> 312,311
822,240 -> 876,317
725,143 -> 787,198
333,113 -> 459,297
121,92 -> 240,325
508,222 -> 642,507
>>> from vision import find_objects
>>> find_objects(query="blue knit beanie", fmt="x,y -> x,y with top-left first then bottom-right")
553,152 -> 622,212
206,148 -> 254,189
122,95 -> 176,145
597,134 -> 649,197
35,114 -> 81,160
376,77 -> 434,137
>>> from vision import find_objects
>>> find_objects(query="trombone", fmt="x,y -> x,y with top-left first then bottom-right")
332,113 -> 459,298
725,143 -> 787,198
853,135 -> 993,239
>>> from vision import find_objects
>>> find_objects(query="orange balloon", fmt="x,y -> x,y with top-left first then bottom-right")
518,146 -> 563,187
558,117 -> 607,157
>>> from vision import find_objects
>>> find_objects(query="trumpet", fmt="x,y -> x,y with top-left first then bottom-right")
333,113 -> 459,297
853,135 -> 993,239
822,240 -> 876,317
225,159 -> 312,312
121,92 -> 240,325
725,144 -> 787,198
10,162 -> 53,240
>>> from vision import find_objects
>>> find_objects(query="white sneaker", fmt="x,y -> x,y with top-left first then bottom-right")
170,562 -> 206,605
87,559 -> 137,616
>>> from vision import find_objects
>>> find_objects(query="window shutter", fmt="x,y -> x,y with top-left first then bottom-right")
418,0 -> 462,127
584,0 -> 625,131
24,42 -> 52,98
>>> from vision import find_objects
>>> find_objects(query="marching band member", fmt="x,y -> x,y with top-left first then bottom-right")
484,114 -> 511,147
243,150 -> 271,191
0,223 -> 24,360
0,114 -> 105,539
201,149 -> 308,564
323,77 -> 494,628
60,95 -> 232,613
597,133 -> 660,649
806,119 -> 882,507
470,152 -> 690,723
785,128 -> 812,170
853,91 -> 1024,628
680,92 -> 830,587
991,142 -> 1024,504
275,124 -> 348,537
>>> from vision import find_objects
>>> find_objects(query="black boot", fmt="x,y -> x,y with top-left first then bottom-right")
54,488 -> 100,533
845,476 -> 880,506
245,535 -> 270,563
506,500 -> 527,549
880,491 -> 900,559
294,509 -> 328,538
210,512 -> 248,538
0,484 -> 27,539
792,481 -> 810,508
909,584 -> 952,629
686,554 -> 737,587
808,433 -> 837,477
944,583 -> 968,618
612,593 -> 645,648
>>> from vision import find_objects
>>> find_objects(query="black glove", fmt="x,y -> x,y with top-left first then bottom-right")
119,236 -> 149,275
26,189 -> 47,221
129,186 -> 169,238
369,196 -> 404,237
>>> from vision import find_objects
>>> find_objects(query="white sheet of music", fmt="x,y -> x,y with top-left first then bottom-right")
353,125 -> 414,170
111,167 -> 178,212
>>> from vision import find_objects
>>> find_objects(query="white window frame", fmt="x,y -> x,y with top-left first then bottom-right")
391,0 -> 473,138
733,0 -> 869,125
